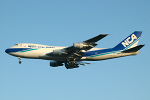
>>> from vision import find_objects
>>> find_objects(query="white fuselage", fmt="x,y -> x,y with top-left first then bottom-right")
6,43 -> 139,62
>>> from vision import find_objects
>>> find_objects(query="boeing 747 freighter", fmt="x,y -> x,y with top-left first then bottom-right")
5,31 -> 145,69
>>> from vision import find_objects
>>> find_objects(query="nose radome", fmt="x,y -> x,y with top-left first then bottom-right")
5,49 -> 9,53
5,48 -> 12,53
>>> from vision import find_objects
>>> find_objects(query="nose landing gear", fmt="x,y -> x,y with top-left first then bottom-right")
18,57 -> 22,64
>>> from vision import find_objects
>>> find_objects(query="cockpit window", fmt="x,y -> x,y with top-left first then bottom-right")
15,44 -> 18,46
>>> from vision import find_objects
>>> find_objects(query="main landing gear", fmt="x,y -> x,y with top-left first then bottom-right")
18,57 -> 22,64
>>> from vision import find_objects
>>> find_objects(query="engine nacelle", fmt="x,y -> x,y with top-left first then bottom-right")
73,42 -> 89,49
50,49 -> 67,56
65,62 -> 79,69
50,61 -> 63,67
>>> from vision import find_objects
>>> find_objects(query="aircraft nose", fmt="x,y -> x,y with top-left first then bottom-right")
5,48 -> 11,53
5,49 -> 9,53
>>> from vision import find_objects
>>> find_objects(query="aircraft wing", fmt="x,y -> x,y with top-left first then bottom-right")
84,34 -> 109,43
64,34 -> 108,60
48,34 -> 108,69
65,34 -> 108,52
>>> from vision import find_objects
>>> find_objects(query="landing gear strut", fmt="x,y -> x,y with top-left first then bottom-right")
18,57 -> 22,64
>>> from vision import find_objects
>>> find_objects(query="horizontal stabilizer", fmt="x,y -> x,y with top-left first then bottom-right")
122,44 -> 145,53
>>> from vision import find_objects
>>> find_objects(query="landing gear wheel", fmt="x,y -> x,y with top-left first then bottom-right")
19,61 -> 22,64
18,57 -> 22,64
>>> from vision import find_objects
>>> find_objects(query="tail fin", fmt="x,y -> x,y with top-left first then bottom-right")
114,31 -> 142,50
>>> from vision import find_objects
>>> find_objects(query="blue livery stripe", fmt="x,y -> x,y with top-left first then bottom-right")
123,37 -> 140,51
19,48 -> 39,53
84,31 -> 142,58
5,48 -> 38,53
84,38 -> 139,57
114,31 -> 142,50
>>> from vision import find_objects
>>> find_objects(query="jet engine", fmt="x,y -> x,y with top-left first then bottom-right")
73,42 -> 97,50
50,61 -> 63,67
65,62 -> 79,69
50,49 -> 67,56
73,42 -> 89,49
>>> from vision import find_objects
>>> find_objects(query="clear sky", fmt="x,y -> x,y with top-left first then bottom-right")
0,0 -> 150,100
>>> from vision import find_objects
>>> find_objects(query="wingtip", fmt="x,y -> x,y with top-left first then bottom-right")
100,34 -> 109,36
141,44 -> 145,47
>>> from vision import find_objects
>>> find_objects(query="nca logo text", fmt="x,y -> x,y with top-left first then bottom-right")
122,34 -> 137,47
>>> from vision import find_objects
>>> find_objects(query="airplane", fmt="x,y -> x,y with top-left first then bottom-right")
5,31 -> 145,69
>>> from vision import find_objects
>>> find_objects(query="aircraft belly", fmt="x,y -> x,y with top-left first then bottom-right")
39,56 -> 67,61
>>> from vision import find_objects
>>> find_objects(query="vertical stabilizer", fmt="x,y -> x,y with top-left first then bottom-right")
114,31 -> 142,50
